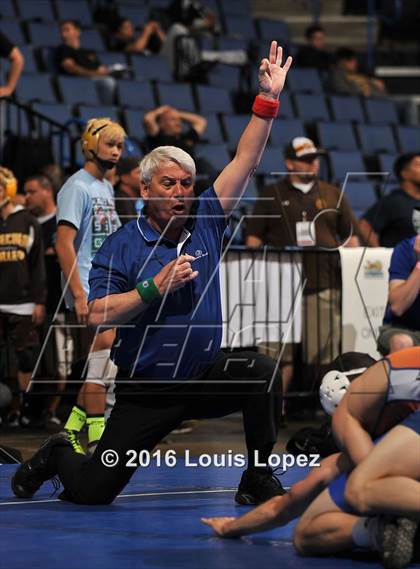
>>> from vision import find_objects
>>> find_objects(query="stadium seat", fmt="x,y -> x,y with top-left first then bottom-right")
256,18 -> 290,43
123,109 -> 147,140
316,121 -> 358,151
277,90 -> 295,119
57,76 -> 99,106
364,98 -> 399,124
196,85 -> 233,114
156,82 -> 196,112
118,4 -> 147,24
117,79 -> 155,109
81,29 -> 105,52
16,73 -> 56,104
294,94 -> 330,122
131,55 -> 173,82
20,46 -> 38,73
0,20 -> 26,46
270,118 -> 305,148
339,180 -> 378,217
224,16 -> 257,41
1,0 -> 16,18
98,52 -> 128,69
32,103 -> 73,163
78,105 -> 120,124
202,114 -> 224,144
56,0 -> 93,27
256,147 -> 284,176
3,102 -> 30,135
32,102 -> 73,126
207,64 -> 242,90
330,95 -> 365,122
17,0 -> 55,21
287,68 -> 324,94
396,125 -> 420,153
356,124 -> 397,155
328,151 -> 366,182
222,0 -> 252,17
28,22 -> 61,47
223,115 -> 250,149
377,154 -> 398,183
39,46 -> 60,73
218,37 -> 248,52
195,143 -> 231,172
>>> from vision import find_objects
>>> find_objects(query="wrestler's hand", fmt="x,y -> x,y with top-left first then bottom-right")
154,254 -> 198,295
74,293 -> 89,325
258,41 -> 292,101
201,517 -> 238,538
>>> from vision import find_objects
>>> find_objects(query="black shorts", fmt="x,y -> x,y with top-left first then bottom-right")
0,312 -> 39,351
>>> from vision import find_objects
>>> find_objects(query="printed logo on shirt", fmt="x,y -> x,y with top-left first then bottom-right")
91,197 -> 120,254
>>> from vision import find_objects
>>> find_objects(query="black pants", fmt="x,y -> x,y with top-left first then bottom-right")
55,351 -> 281,504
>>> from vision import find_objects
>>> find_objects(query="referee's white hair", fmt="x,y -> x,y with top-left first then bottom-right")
139,146 -> 196,185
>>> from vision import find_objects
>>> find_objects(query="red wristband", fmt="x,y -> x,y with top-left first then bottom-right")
252,95 -> 279,119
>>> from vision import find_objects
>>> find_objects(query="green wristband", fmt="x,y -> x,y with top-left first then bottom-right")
135,278 -> 161,304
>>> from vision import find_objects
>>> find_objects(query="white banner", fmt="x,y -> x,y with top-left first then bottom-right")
340,247 -> 393,358
221,251 -> 303,348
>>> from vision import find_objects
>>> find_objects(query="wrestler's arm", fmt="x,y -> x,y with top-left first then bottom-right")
214,41 -> 292,216
202,452 -> 351,537
332,360 -> 389,466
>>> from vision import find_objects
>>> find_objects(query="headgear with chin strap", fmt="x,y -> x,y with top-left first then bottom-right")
81,117 -> 126,170
0,167 -> 18,208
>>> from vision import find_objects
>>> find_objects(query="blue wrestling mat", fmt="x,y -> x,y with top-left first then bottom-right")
1,459 -> 418,569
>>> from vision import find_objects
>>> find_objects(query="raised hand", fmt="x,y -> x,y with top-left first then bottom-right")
258,41 -> 292,100
154,254 -> 199,295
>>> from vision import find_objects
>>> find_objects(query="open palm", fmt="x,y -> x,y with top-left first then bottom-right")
258,41 -> 292,100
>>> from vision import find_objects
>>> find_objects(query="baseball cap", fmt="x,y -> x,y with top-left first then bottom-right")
116,156 -> 140,176
284,137 -> 324,161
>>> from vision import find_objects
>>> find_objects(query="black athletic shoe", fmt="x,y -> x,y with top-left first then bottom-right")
11,433 -> 71,499
235,467 -> 287,505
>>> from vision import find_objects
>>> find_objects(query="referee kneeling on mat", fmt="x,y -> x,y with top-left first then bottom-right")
12,41 -> 293,506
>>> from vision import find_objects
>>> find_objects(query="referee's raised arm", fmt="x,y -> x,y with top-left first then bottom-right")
214,41 -> 292,216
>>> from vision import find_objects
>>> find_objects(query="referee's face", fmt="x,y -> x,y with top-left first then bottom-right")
141,161 -> 195,231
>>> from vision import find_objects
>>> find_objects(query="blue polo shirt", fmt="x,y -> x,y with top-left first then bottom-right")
383,236 -> 420,331
88,187 -> 228,380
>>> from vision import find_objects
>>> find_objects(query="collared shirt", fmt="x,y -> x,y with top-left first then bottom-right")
88,187 -> 228,380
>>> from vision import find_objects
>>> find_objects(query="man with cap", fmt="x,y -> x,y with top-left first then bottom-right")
114,157 -> 142,224
246,137 -> 360,401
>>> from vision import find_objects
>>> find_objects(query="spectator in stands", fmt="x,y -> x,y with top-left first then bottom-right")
110,17 -> 166,54
0,167 -> 46,427
329,47 -> 386,97
55,20 -> 115,104
296,25 -> 334,70
144,105 -> 217,183
246,137 -> 360,403
114,157 -> 142,224
359,153 -> 420,247
24,175 -> 69,427
0,30 -> 24,99
377,231 -> 420,355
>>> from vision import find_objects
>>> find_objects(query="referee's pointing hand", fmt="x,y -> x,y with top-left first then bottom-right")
154,254 -> 199,294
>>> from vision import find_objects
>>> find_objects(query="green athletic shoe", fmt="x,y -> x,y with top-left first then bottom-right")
65,429 -> 85,455
382,516 -> 419,569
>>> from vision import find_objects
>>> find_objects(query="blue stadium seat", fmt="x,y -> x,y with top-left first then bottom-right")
377,154 -> 398,183
16,73 -> 56,103
242,177 -> 258,200
356,124 -> 397,155
20,46 -> 38,73
223,115 -> 250,150
316,121 -> 358,151
256,18 -> 289,42
131,55 -> 173,82
0,20 -> 26,46
270,118 -> 305,147
118,4 -> 147,24
277,90 -> 295,119
340,181 -> 377,217
224,16 -> 257,41
294,94 -> 330,122
218,37 -> 248,51
78,105 -> 120,124
222,0 -> 251,17
156,82 -> 196,112
32,102 -> 73,164
256,147 -> 284,176
56,0 -> 93,27
123,109 -> 147,139
364,98 -> 399,124
17,0 -> 55,21
202,114 -> 223,144
287,68 -> 323,94
123,137 -> 143,158
1,0 -> 16,18
3,103 -> 30,135
57,76 -> 99,106
196,85 -> 233,114
117,79 -> 155,109
195,143 -> 231,172
330,95 -> 365,122
207,64 -> 242,90
82,29 -> 105,52
28,22 -> 61,47
33,102 -> 72,126
396,125 -> 420,153
98,52 -> 128,68
328,151 -> 366,182
39,46 -> 59,73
